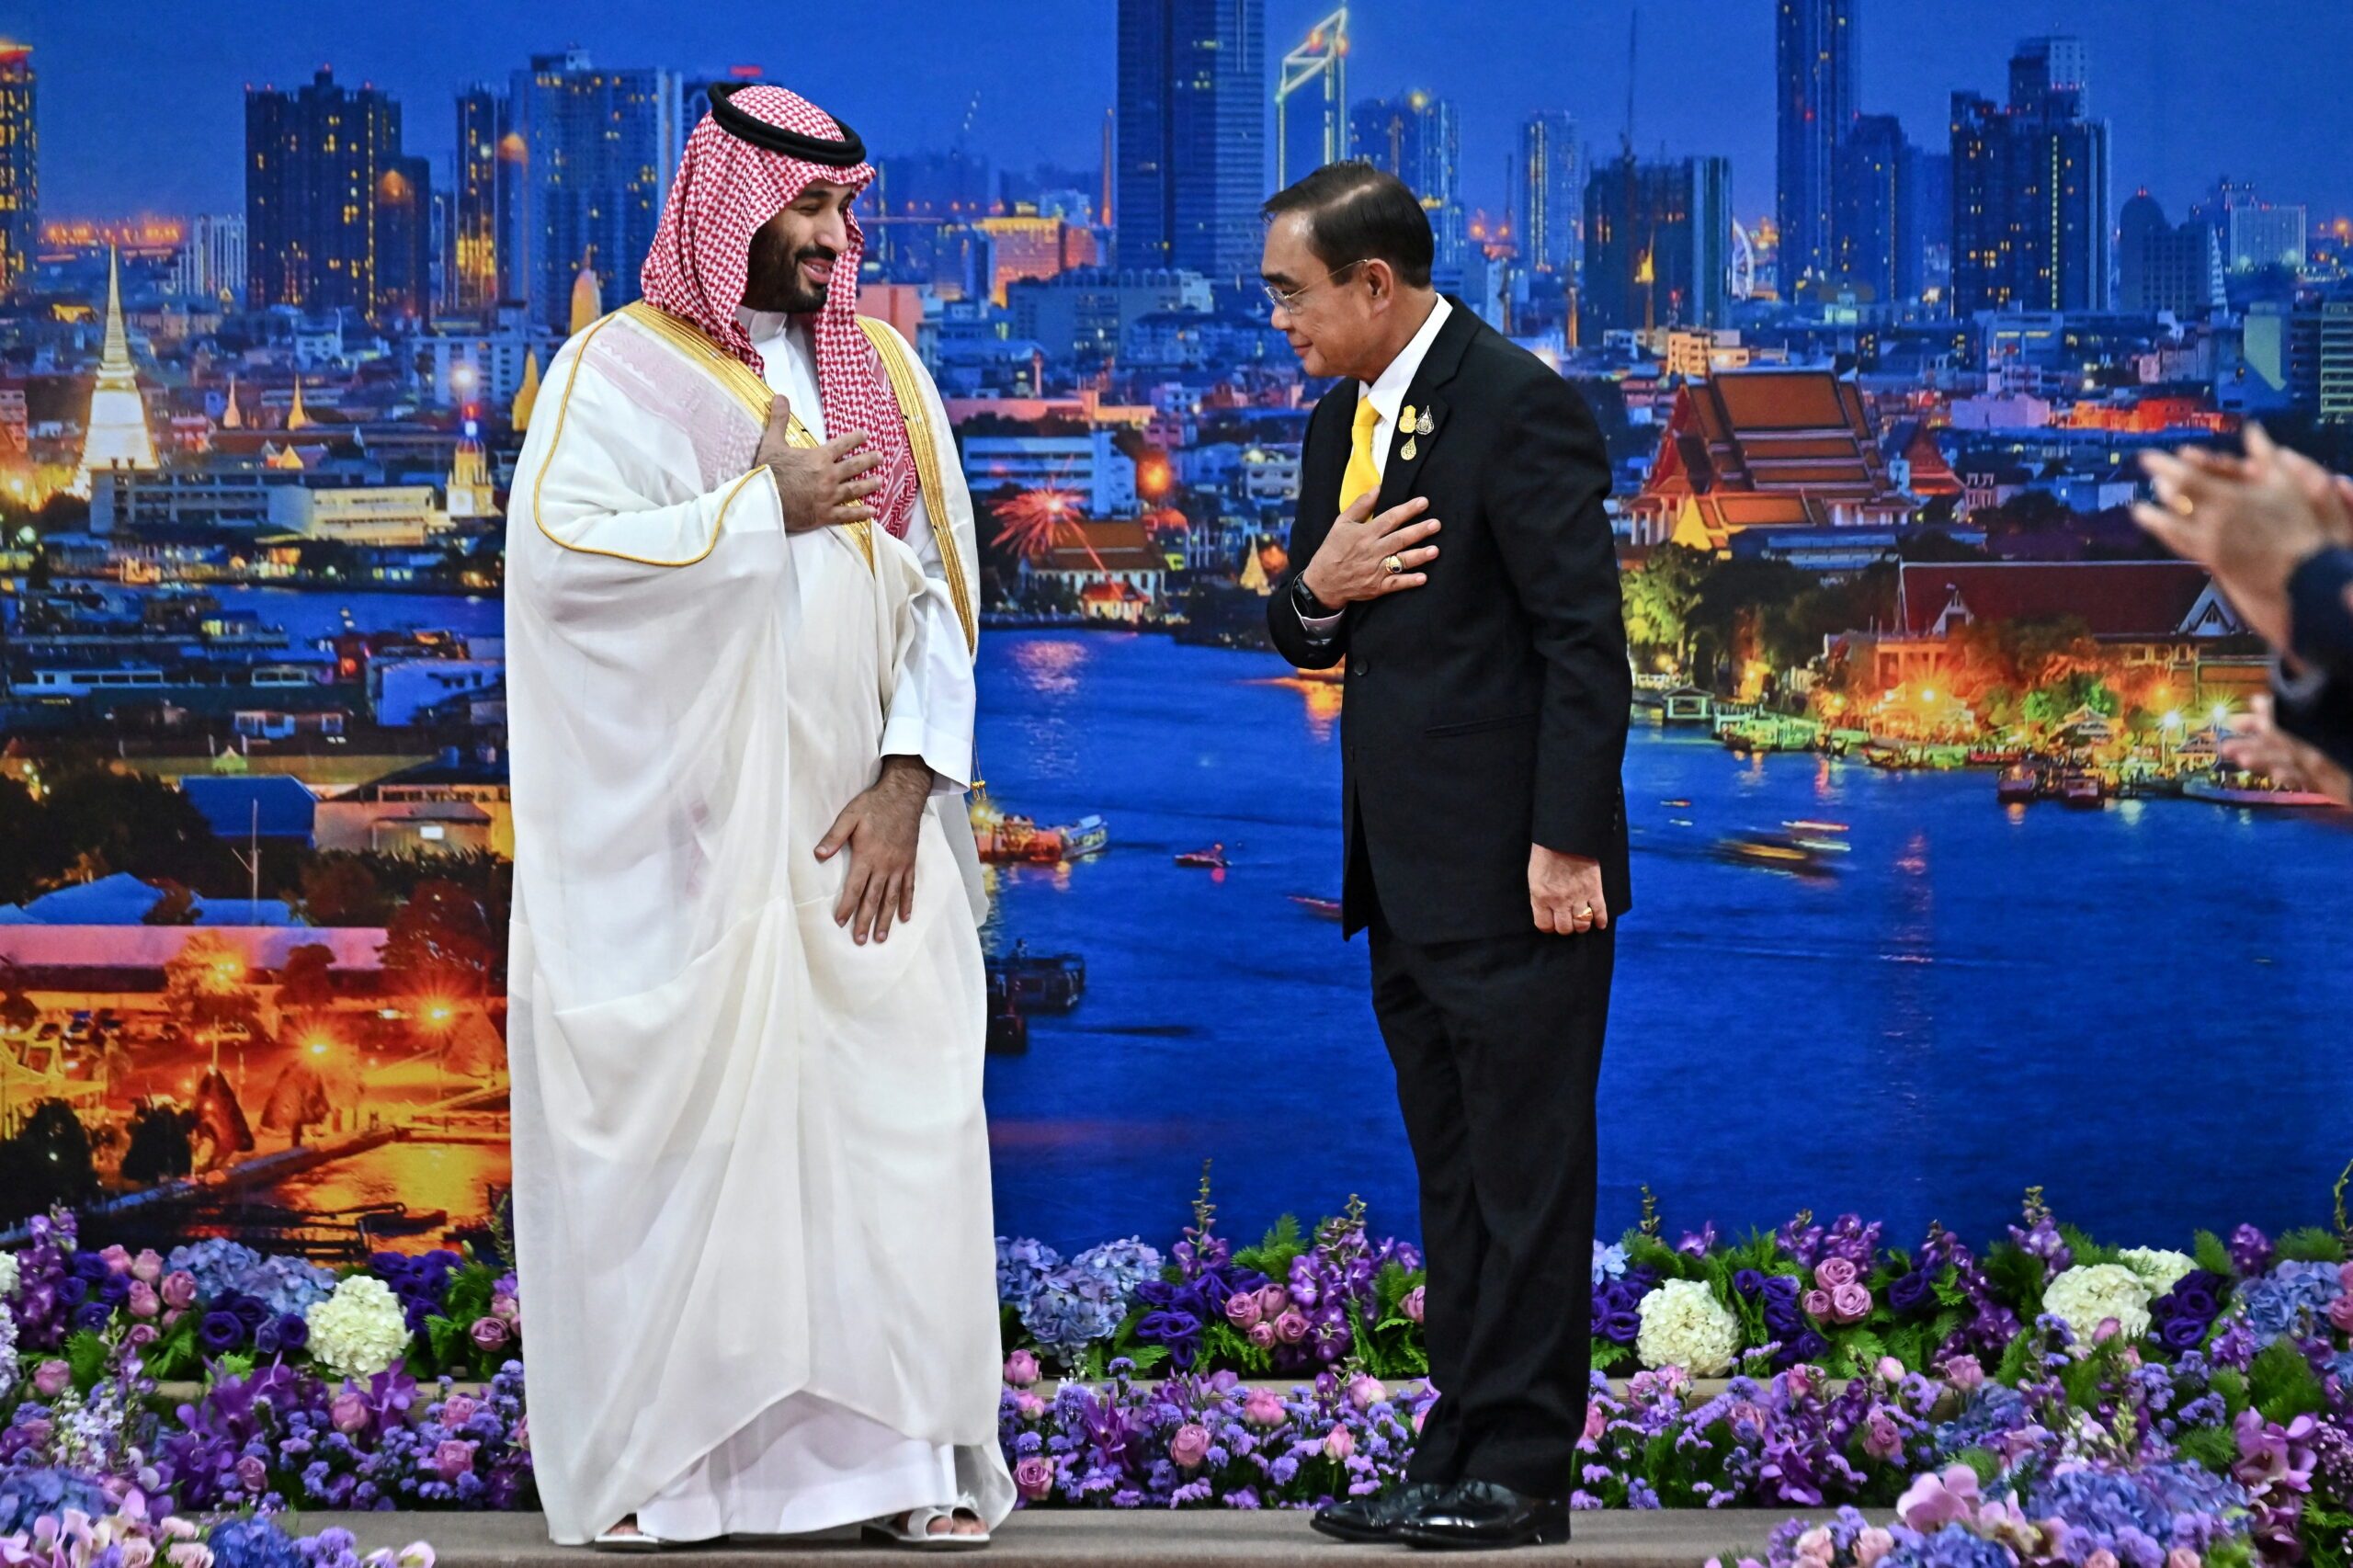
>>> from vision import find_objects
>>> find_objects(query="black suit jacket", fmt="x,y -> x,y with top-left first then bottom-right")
1267,298 -> 1632,944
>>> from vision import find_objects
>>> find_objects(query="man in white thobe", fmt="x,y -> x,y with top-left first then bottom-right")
502,82 -> 1010,1550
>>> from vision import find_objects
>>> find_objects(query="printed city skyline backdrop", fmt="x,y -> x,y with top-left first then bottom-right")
0,1 -> 2348,1272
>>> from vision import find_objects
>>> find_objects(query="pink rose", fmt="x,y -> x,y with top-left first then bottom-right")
1243,1391 -> 1287,1428
1274,1310 -> 1310,1344
1854,1528 -> 1896,1568
1813,1256 -> 1859,1291
1831,1283 -> 1872,1322
1168,1422 -> 1211,1470
1862,1409 -> 1901,1460
2329,1296 -> 2353,1335
490,1292 -> 520,1324
128,1280 -> 160,1319
162,1309 -> 183,1329
443,1395 -> 478,1426
99,1244 -> 134,1276
131,1250 -> 164,1285
1014,1456 -> 1054,1501
1347,1375 -> 1387,1411
2093,1317 -> 2121,1345
1802,1289 -> 1834,1320
432,1439 -> 478,1483
1876,1356 -> 1905,1384
2086,1551 -> 2119,1568
1256,1285 -> 1289,1319
1247,1322 -> 1278,1350
161,1271 -> 198,1310
1004,1350 -> 1040,1387
1224,1292 -> 1263,1330
1795,1527 -> 1835,1568
1581,1402 -> 1607,1444
1942,1355 -> 1984,1392
470,1316 -> 510,1352
2165,1551 -> 2200,1568
236,1456 -> 267,1493
331,1392 -> 370,1435
126,1323 -> 159,1347
1401,1285 -> 1426,1324
32,1360 -> 70,1399
1324,1424 -> 1354,1461
1015,1392 -> 1046,1420
1785,1366 -> 1819,1398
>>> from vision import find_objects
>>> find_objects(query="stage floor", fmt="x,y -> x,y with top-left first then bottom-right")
295,1506 -> 1885,1564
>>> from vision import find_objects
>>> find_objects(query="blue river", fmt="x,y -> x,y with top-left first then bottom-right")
209,589 -> 2353,1259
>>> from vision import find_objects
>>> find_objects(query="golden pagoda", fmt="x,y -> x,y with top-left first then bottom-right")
70,247 -> 160,497
285,376 -> 312,430
569,266 -> 604,335
221,374 -> 244,430
512,350 -> 542,432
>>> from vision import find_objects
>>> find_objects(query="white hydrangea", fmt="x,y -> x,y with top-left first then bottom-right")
304,1275 -> 411,1379
0,1250 -> 17,1300
2042,1264 -> 2154,1350
1634,1278 -> 1742,1377
2117,1248 -> 2196,1298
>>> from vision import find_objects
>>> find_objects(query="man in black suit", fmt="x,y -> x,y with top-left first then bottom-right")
1259,164 -> 1631,1551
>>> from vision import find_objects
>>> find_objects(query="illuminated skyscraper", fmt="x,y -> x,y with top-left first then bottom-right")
244,67 -> 429,323
510,50 -> 682,333
1775,0 -> 1859,301
1117,0 -> 1267,279
171,214 -> 246,304
454,85 -> 521,312
1583,153 -> 1733,337
1276,9 -> 1348,188
72,250 -> 158,498
1351,92 -> 1465,272
0,42 -> 32,295
1951,36 -> 2110,314
1520,110 -> 1581,277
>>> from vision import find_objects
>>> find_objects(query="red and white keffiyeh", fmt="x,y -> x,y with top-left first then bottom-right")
639,85 -> 918,539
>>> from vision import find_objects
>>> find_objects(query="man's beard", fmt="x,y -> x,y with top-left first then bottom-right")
745,238 -> 837,314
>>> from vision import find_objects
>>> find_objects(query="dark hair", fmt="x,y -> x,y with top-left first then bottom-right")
1261,163 -> 1435,290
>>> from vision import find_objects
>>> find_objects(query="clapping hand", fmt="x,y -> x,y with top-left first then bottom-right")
2134,422 -> 2353,650
2222,694 -> 2353,806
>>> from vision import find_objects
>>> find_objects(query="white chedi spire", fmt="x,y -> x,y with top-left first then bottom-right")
71,247 -> 160,497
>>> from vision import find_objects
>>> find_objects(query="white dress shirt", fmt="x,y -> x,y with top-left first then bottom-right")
1300,294 -> 1453,640
739,308 -> 975,790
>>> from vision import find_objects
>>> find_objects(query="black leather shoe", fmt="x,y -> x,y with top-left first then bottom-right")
1309,1480 -> 1452,1543
1395,1479 -> 1570,1551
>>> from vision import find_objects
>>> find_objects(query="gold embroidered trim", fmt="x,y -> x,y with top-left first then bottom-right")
620,301 -> 773,420
530,312 -> 775,568
857,316 -> 979,653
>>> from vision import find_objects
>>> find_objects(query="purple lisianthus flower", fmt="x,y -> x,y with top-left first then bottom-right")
199,1310 -> 245,1350
70,1301 -> 113,1332
1733,1268 -> 1767,1300
275,1311 -> 310,1349
1887,1269 -> 1934,1315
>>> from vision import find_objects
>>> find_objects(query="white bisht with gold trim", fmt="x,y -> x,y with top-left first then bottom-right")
503,301 -> 1010,1543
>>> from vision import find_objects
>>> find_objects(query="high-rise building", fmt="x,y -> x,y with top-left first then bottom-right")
1352,92 -> 1466,272
1275,8 -> 1347,188
171,214 -> 247,304
0,42 -> 32,295
72,250 -> 157,498
1583,153 -> 1733,337
2226,201 -> 2309,273
1832,112 -> 1920,301
2119,191 -> 2224,317
1117,0 -> 1267,280
244,67 -> 429,323
1775,0 -> 1859,300
1520,111 -> 1581,277
509,50 -> 682,333
454,85 -> 520,312
1949,38 -> 2110,316
2321,299 -> 2353,423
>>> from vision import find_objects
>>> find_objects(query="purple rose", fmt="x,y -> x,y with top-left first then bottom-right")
1015,1456 -> 1054,1501
1803,1289 -> 1834,1320
1246,1322 -> 1277,1350
433,1438 -> 479,1482
1224,1292 -> 1263,1330
1256,1285 -> 1289,1319
237,1456 -> 268,1494
1941,1355 -> 1984,1392
1324,1424 -> 1354,1460
1401,1286 -> 1426,1324
1274,1310 -> 1309,1345
1814,1257 -> 1859,1291
131,1249 -> 163,1284
1004,1350 -> 1040,1387
125,1323 -> 158,1347
1862,1409 -> 1902,1460
161,1271 -> 198,1310
331,1392 -> 370,1434
128,1280 -> 160,1319
98,1244 -> 133,1276
491,1292 -> 520,1324
1831,1283 -> 1872,1322
1168,1422 -> 1211,1469
444,1394 -> 479,1426
1243,1390 -> 1287,1428
31,1359 -> 71,1398
470,1316 -> 510,1351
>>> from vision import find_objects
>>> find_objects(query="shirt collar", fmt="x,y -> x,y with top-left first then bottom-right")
734,305 -> 803,348
1358,295 -> 1452,428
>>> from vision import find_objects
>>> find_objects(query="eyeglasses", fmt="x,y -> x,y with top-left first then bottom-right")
1262,258 -> 1368,312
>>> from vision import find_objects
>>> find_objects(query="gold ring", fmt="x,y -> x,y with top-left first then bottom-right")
1576,905 -> 1595,918
1383,554 -> 1404,574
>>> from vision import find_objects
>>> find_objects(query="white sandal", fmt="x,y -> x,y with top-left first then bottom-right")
591,1518 -> 665,1552
859,1494 -> 990,1551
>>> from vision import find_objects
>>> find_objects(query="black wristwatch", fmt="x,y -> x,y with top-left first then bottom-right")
1292,574 -> 1336,618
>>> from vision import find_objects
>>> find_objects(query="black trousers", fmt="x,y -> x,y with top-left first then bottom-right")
1369,901 -> 1614,1500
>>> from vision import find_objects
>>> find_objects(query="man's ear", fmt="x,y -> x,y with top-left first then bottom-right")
1362,257 -> 1395,305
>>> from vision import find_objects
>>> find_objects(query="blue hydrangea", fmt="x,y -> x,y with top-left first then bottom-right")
2235,1259 -> 2342,1347
2331,1349 -> 2353,1389
208,1517 -> 306,1568
1068,1237 -> 1162,1296
166,1239 -> 264,1302
1593,1241 -> 1629,1285
235,1255 -> 338,1318
1927,1384 -> 2031,1458
996,1236 -> 1062,1315
0,1465 -> 115,1536
1884,1523 -> 2020,1568
1019,1267 -> 1128,1361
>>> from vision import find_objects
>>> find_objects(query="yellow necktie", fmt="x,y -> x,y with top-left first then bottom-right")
1339,396 -> 1381,513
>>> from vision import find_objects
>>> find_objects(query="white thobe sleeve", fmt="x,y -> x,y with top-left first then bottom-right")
874,328 -> 979,796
